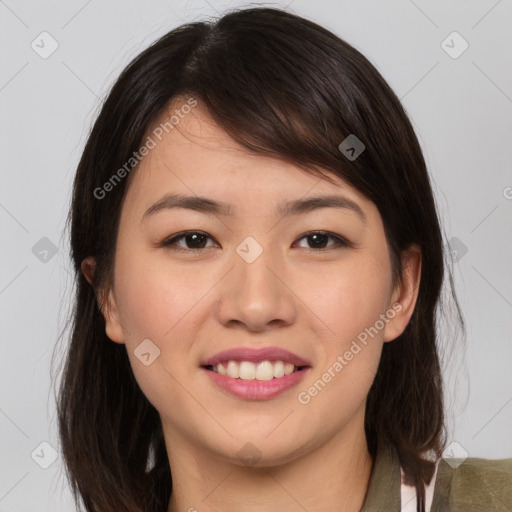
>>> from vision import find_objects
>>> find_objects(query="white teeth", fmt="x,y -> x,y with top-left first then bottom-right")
284,362 -> 295,376
255,361 -> 274,381
273,360 -> 285,378
213,360 -> 300,380
239,361 -> 256,380
226,361 -> 239,379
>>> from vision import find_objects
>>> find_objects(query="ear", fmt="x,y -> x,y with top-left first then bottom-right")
383,245 -> 422,342
80,257 -> 125,344
81,256 -> 96,286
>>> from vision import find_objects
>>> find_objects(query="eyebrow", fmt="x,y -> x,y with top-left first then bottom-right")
142,193 -> 366,223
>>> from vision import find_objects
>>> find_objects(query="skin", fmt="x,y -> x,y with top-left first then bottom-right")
82,98 -> 421,512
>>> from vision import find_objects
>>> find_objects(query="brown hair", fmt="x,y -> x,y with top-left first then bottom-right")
54,7 -> 464,511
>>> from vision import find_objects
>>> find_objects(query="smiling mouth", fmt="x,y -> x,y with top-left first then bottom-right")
202,360 -> 309,381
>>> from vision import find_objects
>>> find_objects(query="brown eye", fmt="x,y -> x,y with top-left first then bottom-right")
160,230 -> 353,253
294,231 -> 353,250
161,231 -> 217,251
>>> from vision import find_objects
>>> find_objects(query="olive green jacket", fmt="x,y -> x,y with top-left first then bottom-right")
361,446 -> 512,511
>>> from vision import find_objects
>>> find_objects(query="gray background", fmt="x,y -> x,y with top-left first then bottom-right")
1,0 -> 511,510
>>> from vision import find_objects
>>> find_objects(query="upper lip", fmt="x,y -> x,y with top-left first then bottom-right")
201,347 -> 311,367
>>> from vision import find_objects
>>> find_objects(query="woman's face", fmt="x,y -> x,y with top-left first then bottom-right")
90,99 -> 419,466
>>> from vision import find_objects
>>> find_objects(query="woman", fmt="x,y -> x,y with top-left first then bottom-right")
55,6 -> 512,512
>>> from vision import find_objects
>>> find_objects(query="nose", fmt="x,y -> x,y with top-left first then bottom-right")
214,243 -> 297,332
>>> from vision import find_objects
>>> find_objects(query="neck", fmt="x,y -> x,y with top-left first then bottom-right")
165,415 -> 374,512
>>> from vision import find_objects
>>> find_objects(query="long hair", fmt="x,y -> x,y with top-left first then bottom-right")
54,7 -> 464,511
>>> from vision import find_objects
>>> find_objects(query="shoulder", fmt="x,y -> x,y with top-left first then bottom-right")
432,456 -> 512,511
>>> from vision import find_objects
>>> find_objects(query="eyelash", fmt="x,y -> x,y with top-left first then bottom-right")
160,230 -> 354,253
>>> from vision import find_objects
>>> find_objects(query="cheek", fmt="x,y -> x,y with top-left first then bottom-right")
294,265 -> 389,435
112,253 -> 206,415
114,250 -> 205,343
300,255 -> 392,345
112,247 -> 221,376
295,253 -> 391,406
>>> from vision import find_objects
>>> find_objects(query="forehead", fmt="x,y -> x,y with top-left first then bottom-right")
122,98 -> 372,217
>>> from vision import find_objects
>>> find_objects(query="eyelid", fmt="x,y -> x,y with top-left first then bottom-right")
160,230 -> 354,251
161,230 -> 218,251
293,231 -> 355,250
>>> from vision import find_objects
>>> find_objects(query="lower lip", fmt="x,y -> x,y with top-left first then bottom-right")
202,367 -> 311,400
